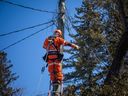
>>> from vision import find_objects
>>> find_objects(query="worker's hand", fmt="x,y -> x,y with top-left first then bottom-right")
72,44 -> 80,50
75,45 -> 80,50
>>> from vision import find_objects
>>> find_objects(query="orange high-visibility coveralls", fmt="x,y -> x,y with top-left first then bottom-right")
43,36 -> 76,82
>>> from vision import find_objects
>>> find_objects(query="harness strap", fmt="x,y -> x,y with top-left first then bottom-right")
48,62 -> 61,66
48,51 -> 58,55
52,91 -> 61,93
52,83 -> 61,86
48,50 -> 59,52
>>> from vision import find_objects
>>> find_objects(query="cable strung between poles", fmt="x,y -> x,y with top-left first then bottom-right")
0,0 -> 57,14
0,23 -> 54,51
0,20 -> 54,37
0,13 -> 60,37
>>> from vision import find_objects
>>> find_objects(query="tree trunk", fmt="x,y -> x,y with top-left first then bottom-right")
105,0 -> 128,84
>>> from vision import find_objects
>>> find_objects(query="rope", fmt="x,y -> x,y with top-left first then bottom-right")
35,74 -> 43,96
48,80 -> 52,96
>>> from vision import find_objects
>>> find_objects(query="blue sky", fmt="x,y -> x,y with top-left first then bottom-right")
0,0 -> 82,96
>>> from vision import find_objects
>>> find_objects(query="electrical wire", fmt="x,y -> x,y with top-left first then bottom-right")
0,0 -> 57,14
0,20 -> 54,37
0,23 -> 54,51
65,5 -> 75,35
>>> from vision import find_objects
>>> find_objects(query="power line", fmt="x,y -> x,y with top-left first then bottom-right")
0,23 -> 54,51
0,0 -> 57,14
0,20 -> 54,37
65,5 -> 75,35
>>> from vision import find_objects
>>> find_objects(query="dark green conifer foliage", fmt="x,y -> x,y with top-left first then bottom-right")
63,0 -> 110,95
63,0 -> 128,95
0,52 -> 21,96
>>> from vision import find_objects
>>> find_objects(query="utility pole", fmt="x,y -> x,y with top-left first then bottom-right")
57,0 -> 65,38
50,1 -> 66,96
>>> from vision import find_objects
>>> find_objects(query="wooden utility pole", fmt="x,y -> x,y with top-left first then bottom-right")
50,1 -> 66,96
57,0 -> 65,38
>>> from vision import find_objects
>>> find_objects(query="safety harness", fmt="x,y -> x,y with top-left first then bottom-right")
43,36 -> 63,63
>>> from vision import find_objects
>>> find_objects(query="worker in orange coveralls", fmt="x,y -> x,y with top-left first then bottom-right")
43,29 -> 79,95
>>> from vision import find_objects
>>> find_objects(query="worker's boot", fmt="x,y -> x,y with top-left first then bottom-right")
52,81 -> 61,96
53,93 -> 59,96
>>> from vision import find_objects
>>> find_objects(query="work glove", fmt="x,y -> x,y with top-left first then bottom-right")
72,44 -> 80,50
75,45 -> 80,50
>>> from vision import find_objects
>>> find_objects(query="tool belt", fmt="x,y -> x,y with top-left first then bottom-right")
43,51 -> 63,62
